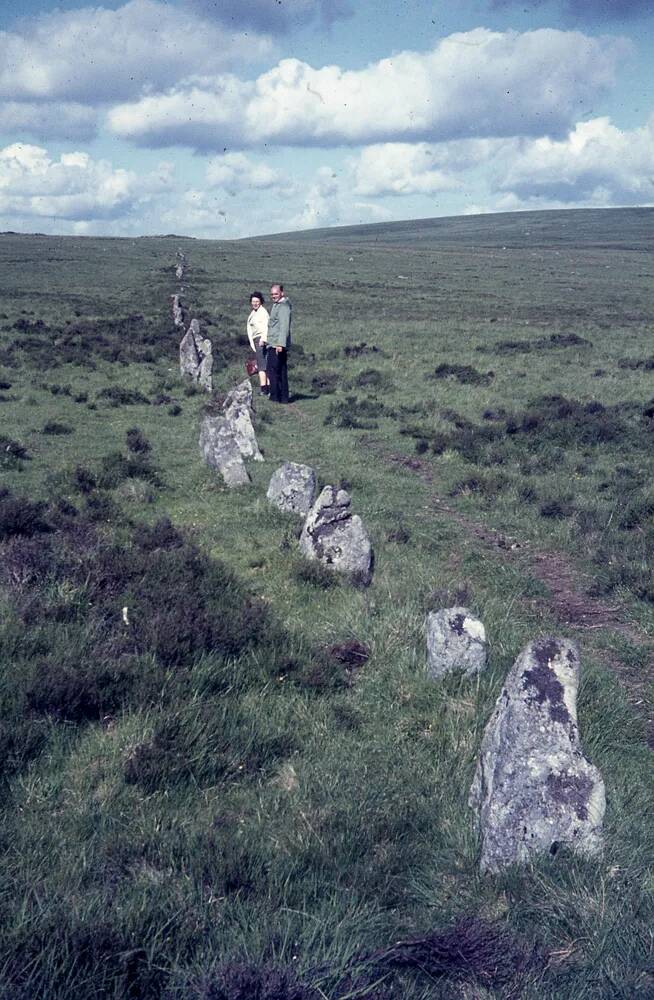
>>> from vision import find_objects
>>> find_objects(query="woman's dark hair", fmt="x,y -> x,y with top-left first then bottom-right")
250,291 -> 265,305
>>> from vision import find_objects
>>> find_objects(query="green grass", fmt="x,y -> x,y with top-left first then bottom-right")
0,209 -> 653,999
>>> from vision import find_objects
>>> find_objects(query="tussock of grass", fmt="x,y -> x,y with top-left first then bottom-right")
41,420 -> 73,435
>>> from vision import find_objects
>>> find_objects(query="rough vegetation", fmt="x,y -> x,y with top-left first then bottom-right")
0,211 -> 652,999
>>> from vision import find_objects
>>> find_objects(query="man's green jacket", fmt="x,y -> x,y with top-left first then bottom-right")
267,297 -> 292,348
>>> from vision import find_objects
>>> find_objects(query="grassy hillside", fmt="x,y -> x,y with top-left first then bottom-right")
0,209 -> 653,999
259,206 -> 654,251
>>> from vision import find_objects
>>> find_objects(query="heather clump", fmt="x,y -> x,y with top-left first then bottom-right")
427,362 -> 494,386
125,427 -> 152,453
97,449 -> 161,488
96,385 -> 150,406
324,395 -> 388,429
0,434 -> 30,468
0,490 -> 50,540
41,420 -> 73,435
0,513 -> 274,738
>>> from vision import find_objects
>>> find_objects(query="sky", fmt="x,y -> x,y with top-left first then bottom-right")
0,0 -> 653,238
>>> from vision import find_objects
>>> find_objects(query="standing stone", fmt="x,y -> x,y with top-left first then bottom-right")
299,486 -> 373,586
172,294 -> 184,327
224,401 -> 263,462
267,462 -> 317,515
180,318 -> 212,391
426,607 -> 487,680
188,317 -> 202,345
469,637 -> 605,873
199,415 -> 250,487
223,379 -> 253,411
179,326 -> 200,379
197,340 -> 213,392
222,379 -> 262,461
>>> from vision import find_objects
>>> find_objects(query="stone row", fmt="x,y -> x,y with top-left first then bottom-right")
186,287 -> 604,876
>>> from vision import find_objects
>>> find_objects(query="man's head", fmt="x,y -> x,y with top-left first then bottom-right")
270,284 -> 284,303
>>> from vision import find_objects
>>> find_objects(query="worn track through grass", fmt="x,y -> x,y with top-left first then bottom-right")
365,441 -> 654,720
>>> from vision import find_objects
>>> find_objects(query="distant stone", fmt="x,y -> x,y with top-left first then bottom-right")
175,263 -> 185,280
299,486 -> 373,586
426,607 -> 487,680
267,462 -> 317,515
199,415 -> 250,487
469,637 -> 605,873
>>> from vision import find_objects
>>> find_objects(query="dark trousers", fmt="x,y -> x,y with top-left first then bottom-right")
267,347 -> 289,403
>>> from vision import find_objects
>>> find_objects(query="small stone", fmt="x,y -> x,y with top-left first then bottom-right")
267,462 -> 317,515
299,485 -> 373,586
426,606 -> 487,680
272,762 -> 298,792
469,637 -> 605,873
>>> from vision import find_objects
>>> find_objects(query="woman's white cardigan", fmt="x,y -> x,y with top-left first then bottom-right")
247,307 -> 269,351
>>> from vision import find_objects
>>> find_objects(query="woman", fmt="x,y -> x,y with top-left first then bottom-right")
246,291 -> 269,394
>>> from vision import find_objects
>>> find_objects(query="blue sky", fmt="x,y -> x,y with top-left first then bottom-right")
0,0 -> 653,237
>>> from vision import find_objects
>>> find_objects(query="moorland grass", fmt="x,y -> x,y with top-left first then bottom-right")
0,210 -> 653,998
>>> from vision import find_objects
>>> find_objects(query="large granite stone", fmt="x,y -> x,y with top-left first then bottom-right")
199,415 -> 250,487
299,486 -> 373,586
469,637 -> 605,873
267,462 -> 317,515
426,607 -> 487,680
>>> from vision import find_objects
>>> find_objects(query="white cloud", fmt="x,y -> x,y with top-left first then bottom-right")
108,28 -> 628,151
0,0 -> 271,105
290,166 -> 341,230
0,143 -> 173,222
205,152 -> 294,196
108,74 -> 253,149
496,116 -> 654,204
351,144 -> 463,196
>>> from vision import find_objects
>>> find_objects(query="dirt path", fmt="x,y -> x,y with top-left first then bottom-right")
280,409 -> 652,733
385,450 -> 653,733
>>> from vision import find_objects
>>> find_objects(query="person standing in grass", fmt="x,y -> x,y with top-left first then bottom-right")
266,283 -> 291,404
246,291 -> 270,395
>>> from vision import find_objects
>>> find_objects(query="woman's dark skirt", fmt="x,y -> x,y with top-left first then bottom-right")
253,337 -> 267,372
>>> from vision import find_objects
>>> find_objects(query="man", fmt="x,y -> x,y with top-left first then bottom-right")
266,283 -> 291,403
